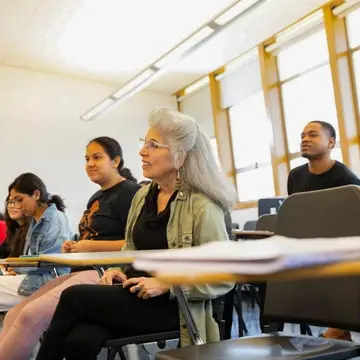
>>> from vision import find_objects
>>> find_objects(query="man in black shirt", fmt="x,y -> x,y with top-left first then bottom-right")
287,121 -> 360,195
287,120 -> 360,341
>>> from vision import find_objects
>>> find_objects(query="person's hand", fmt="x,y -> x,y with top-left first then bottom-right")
69,240 -> 94,253
123,277 -> 169,299
4,267 -> 16,276
62,240 -> 76,253
100,270 -> 127,285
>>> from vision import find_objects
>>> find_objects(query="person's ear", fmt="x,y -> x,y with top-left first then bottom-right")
173,151 -> 186,169
113,156 -> 121,169
329,137 -> 336,150
33,190 -> 40,201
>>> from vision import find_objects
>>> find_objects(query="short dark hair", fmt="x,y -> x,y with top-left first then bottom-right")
88,137 -> 137,183
9,173 -> 65,212
309,121 -> 336,140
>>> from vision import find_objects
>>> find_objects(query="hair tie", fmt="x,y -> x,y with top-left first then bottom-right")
47,193 -> 52,201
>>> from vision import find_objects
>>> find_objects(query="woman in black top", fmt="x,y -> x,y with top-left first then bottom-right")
0,137 -> 140,360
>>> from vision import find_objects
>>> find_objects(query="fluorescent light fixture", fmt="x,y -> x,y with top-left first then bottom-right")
154,26 -> 215,69
113,70 -> 164,102
214,0 -> 261,25
81,98 -> 115,121
266,10 -> 323,53
215,48 -> 258,80
81,0 -> 268,121
112,68 -> 157,99
185,76 -> 209,94
333,0 -> 360,17
276,10 -> 323,41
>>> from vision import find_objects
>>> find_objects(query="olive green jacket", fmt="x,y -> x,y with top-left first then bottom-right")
119,184 -> 234,346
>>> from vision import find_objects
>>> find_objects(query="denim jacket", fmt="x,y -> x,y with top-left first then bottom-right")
17,204 -> 72,296
115,184 -> 234,346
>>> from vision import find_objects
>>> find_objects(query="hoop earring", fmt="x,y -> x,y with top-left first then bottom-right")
175,167 -> 184,190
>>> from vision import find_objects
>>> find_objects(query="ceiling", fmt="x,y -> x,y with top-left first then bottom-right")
0,0 -> 329,95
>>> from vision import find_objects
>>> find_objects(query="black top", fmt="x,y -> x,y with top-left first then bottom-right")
287,161 -> 360,195
78,180 -> 140,240
73,180 -> 140,273
125,185 -> 177,278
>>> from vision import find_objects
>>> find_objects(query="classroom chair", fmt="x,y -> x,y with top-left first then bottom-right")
155,186 -> 360,360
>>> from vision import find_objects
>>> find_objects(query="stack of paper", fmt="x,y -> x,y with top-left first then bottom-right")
133,236 -> 360,274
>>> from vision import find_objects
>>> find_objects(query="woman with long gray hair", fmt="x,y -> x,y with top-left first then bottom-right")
35,107 -> 237,360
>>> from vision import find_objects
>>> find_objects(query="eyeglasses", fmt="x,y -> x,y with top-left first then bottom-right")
139,138 -> 169,151
6,198 -> 23,208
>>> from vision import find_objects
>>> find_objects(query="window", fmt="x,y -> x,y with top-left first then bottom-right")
347,8 -> 360,49
277,29 -> 329,81
281,64 -> 339,154
229,91 -> 275,201
353,51 -> 360,109
347,8 -> 360,115
236,166 -> 274,202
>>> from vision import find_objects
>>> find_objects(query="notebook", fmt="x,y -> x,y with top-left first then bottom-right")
133,235 -> 360,274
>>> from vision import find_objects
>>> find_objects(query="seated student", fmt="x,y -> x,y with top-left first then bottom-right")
0,212 -> 6,245
0,137 -> 140,360
0,197 -> 30,259
0,173 -> 72,312
287,120 -> 360,341
287,120 -> 360,195
35,106 -> 237,360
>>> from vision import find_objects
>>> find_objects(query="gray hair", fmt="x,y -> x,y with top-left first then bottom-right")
148,107 -> 238,210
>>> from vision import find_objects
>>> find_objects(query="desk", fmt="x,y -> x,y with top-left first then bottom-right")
4,251 -> 146,270
232,230 -> 274,239
0,259 -> 39,268
39,251 -> 139,267
154,260 -> 360,285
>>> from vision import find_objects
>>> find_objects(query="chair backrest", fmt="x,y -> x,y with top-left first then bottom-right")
256,214 -> 277,232
258,197 -> 285,217
243,220 -> 257,231
264,185 -> 360,331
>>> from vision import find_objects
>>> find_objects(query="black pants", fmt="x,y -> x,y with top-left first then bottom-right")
35,284 -> 179,360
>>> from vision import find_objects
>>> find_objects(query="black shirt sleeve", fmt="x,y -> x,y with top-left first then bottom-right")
287,169 -> 294,195
339,172 -> 360,186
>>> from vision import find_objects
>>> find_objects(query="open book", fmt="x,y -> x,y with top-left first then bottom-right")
133,236 -> 360,275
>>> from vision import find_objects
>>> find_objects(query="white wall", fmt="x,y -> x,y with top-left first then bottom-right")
231,208 -> 258,229
0,65 -> 176,229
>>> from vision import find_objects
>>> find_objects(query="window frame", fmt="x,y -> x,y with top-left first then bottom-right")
228,90 -> 276,202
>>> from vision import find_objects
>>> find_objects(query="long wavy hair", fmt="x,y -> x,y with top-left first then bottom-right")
1,197 -> 30,258
148,107 -> 237,210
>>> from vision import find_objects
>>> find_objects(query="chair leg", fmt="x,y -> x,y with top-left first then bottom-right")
235,287 -> 248,336
173,286 -> 204,345
300,324 -> 312,336
223,287 -> 236,339
249,286 -> 256,309
108,347 -> 127,360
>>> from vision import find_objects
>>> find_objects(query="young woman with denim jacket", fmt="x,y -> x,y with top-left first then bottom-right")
0,137 -> 140,360
35,107 -> 237,360
0,173 -> 72,311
